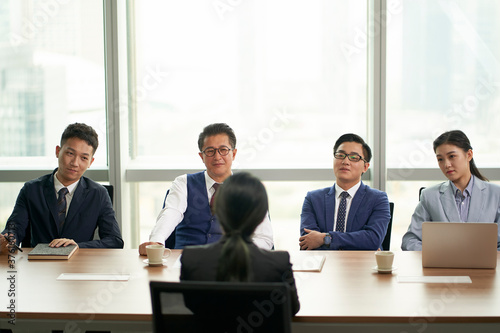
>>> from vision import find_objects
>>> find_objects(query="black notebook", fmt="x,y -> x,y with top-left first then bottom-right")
28,243 -> 78,260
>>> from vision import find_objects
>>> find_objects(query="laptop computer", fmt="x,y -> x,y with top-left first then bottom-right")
422,222 -> 498,269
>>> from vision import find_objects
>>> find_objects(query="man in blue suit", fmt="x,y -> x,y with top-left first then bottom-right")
299,134 -> 391,250
1,123 -> 123,250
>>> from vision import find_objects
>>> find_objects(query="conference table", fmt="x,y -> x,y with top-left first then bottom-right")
1,249 -> 499,333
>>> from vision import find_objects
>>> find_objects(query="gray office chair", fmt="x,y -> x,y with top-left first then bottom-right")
150,281 -> 293,333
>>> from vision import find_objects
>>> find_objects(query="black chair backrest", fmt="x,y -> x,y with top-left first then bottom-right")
103,184 -> 114,205
150,281 -> 292,333
419,187 -> 426,201
381,202 -> 394,251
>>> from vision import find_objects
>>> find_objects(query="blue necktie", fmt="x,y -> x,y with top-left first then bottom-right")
57,188 -> 69,230
335,191 -> 349,233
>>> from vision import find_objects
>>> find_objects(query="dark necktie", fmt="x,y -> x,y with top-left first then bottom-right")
57,188 -> 69,230
209,183 -> 220,209
335,191 -> 349,233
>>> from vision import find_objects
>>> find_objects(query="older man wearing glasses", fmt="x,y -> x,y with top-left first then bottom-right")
299,133 -> 391,251
139,123 -> 273,254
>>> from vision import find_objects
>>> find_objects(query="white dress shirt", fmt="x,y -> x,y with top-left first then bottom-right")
54,175 -> 79,216
149,171 -> 274,250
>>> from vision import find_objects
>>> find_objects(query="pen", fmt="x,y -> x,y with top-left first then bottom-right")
3,234 -> 23,252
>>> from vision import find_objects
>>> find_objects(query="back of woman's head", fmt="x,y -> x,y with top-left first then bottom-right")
433,130 -> 488,181
215,172 -> 268,238
214,172 -> 269,282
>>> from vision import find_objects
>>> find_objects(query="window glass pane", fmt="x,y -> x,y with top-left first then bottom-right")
0,0 -> 107,168
0,184 -> 23,227
386,0 -> 500,169
130,0 -> 367,169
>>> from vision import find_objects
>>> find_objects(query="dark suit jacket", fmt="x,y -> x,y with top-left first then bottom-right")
3,169 -> 123,248
180,239 -> 300,315
300,181 -> 391,250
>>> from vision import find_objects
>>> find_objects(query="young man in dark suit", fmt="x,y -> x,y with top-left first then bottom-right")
1,123 -> 123,250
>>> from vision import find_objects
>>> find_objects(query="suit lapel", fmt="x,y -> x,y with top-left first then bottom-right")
346,183 -> 366,232
44,173 -> 59,230
467,178 -> 486,222
64,178 -> 88,229
325,186 -> 335,232
440,182 -> 461,222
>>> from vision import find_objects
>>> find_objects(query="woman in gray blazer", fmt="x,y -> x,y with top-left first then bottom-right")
180,172 -> 300,315
402,130 -> 500,251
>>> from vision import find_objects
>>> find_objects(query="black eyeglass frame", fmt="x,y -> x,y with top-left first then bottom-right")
334,152 -> 368,163
201,146 -> 233,157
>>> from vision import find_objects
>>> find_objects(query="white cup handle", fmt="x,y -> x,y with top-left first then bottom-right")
163,248 -> 172,258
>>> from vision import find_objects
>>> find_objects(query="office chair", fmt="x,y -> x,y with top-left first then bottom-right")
419,187 -> 425,201
103,184 -> 114,205
381,202 -> 394,251
19,184 -> 114,247
150,281 -> 293,333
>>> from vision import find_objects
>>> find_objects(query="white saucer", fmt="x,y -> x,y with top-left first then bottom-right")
372,265 -> 397,274
143,259 -> 167,267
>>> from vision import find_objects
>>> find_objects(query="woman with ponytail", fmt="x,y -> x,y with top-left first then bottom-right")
402,130 -> 500,251
180,172 -> 300,314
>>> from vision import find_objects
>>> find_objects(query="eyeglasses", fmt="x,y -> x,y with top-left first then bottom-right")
201,146 -> 232,157
334,152 -> 367,163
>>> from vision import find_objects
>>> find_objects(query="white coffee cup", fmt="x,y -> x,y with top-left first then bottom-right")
375,251 -> 394,270
146,244 -> 172,265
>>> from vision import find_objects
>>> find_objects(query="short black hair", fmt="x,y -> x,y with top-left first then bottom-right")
60,123 -> 99,155
198,123 -> 236,151
333,133 -> 372,163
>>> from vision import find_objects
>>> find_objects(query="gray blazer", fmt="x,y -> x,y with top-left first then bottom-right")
402,177 -> 500,251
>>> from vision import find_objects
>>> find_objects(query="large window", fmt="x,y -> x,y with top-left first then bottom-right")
2,1 -> 500,251
128,0 -> 369,247
386,0 -> 500,248
129,0 -> 368,169
0,0 -> 107,224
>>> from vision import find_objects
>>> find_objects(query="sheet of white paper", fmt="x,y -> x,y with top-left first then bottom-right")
174,254 -> 182,268
289,253 -> 326,272
57,273 -> 130,281
397,276 -> 471,283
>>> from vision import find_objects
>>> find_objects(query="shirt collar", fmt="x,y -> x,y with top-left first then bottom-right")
54,173 -> 79,196
204,170 -> 231,189
334,181 -> 361,199
450,175 -> 474,197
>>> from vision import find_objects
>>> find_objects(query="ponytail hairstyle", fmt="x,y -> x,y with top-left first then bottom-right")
214,172 -> 269,282
433,130 -> 488,181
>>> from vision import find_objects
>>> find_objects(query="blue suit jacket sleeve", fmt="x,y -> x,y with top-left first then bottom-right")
2,172 -> 123,249
300,183 -> 391,250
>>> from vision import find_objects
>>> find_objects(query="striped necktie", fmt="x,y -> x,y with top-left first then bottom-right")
57,187 -> 69,230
